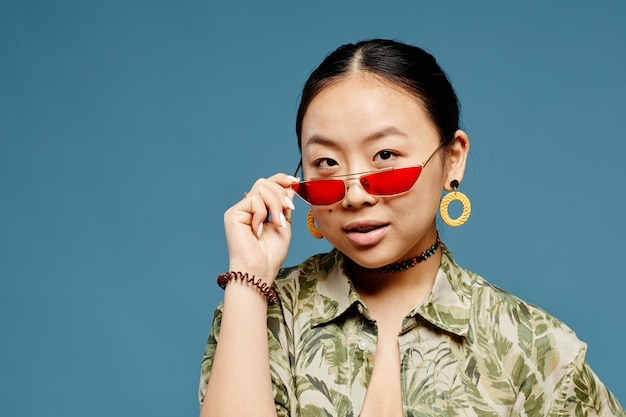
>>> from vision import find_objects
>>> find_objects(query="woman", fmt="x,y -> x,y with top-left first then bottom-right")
198,39 -> 624,417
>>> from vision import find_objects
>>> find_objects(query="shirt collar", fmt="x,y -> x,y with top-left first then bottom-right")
310,244 -> 472,337
310,250 -> 362,327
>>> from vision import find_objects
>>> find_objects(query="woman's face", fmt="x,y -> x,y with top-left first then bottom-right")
300,72 -> 468,268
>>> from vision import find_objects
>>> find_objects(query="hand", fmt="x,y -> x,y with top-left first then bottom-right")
224,173 -> 298,284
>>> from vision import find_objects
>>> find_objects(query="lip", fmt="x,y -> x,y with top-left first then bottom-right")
344,221 -> 389,247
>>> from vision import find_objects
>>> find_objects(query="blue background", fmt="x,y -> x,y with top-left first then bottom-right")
1,1 -> 624,415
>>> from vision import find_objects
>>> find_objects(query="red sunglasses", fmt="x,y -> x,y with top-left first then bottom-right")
292,145 -> 442,205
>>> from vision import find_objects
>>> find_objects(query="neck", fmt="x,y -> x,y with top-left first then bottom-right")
347,232 -> 442,309
355,232 -> 440,274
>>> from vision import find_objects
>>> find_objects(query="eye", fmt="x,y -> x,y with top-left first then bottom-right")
374,150 -> 397,161
313,158 -> 339,169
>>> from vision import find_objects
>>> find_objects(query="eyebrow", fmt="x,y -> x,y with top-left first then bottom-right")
303,126 -> 408,148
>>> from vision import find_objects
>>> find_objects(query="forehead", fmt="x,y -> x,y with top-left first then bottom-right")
301,73 -> 436,148
312,72 -> 422,109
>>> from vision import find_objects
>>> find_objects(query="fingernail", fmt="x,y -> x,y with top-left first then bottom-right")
284,195 -> 295,210
287,175 -> 300,183
257,223 -> 264,237
279,213 -> 287,228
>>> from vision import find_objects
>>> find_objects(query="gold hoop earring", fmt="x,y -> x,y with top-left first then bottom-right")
439,180 -> 471,227
307,208 -> 324,239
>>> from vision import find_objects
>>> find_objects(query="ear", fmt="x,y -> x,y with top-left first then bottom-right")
443,130 -> 470,191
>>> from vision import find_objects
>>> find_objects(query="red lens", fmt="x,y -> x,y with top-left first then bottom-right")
292,166 -> 422,205
292,179 -> 345,205
360,166 -> 422,195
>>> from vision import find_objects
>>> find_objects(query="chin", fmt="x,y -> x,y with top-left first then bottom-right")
346,251 -> 395,269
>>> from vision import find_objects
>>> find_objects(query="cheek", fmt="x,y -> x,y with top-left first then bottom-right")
312,208 -> 334,227
398,186 -> 442,218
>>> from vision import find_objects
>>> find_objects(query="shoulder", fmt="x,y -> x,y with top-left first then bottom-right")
271,250 -> 342,313
463,267 -> 586,377
274,252 -> 326,287
273,251 -> 328,298
473,271 -> 578,334
438,246 -> 583,355
446,256 -> 624,414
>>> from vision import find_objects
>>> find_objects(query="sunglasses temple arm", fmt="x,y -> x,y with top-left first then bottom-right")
293,160 -> 302,178
423,143 -> 445,167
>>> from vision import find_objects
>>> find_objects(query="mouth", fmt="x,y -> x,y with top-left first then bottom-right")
347,224 -> 387,233
344,222 -> 389,246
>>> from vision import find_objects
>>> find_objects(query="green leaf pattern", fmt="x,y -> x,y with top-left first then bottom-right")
199,245 -> 624,416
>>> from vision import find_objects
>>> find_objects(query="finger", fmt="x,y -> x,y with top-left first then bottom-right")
257,188 -> 290,230
267,173 -> 300,188
250,180 -> 296,219
246,193 -> 269,236
283,207 -> 293,227
241,175 -> 298,234
272,188 -> 297,229
248,174 -> 298,201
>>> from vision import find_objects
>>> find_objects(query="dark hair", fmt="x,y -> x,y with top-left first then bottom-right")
296,39 -> 460,149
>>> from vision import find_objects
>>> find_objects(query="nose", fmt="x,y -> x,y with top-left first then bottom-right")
341,178 -> 377,208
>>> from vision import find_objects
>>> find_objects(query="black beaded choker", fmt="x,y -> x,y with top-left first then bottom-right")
353,232 -> 441,273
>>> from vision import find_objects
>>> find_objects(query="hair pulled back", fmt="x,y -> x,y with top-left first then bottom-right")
296,39 -> 460,149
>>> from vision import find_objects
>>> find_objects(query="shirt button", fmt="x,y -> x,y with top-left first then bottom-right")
358,341 -> 368,351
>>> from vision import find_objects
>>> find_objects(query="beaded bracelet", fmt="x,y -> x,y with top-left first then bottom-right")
217,271 -> 278,305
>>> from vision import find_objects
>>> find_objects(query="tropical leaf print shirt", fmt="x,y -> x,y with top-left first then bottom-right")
199,244 -> 624,416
